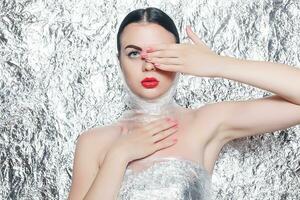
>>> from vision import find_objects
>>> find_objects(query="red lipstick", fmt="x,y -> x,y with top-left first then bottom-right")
141,77 -> 159,88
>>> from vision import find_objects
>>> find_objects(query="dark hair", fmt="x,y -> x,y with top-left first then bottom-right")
116,7 -> 180,58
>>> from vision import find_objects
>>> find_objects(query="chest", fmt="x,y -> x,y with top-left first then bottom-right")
125,111 -> 209,171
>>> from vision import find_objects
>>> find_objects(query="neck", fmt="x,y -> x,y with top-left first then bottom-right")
120,73 -> 180,123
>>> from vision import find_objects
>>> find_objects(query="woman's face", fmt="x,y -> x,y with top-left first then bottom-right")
117,22 -> 177,100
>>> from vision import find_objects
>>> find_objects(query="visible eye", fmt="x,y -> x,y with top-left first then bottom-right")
127,50 -> 140,58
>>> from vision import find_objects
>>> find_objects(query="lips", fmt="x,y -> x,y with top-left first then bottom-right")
141,77 -> 159,88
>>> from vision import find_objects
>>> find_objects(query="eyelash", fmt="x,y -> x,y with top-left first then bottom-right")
128,51 -> 140,58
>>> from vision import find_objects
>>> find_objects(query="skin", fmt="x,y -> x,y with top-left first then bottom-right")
116,22 -> 206,171
68,23 -> 300,199
117,22 -> 177,100
141,25 -> 300,174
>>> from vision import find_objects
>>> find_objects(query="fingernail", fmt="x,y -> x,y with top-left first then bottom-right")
141,52 -> 148,58
166,117 -> 178,123
166,117 -> 172,122
154,63 -> 160,67
171,119 -> 178,123
173,138 -> 178,142
146,47 -> 154,52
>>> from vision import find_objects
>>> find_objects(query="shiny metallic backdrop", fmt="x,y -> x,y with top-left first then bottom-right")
0,0 -> 299,199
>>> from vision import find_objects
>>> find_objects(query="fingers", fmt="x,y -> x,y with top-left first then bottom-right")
153,137 -> 178,151
145,57 -> 182,65
186,26 -> 211,51
120,125 -> 128,135
145,43 -> 178,52
144,117 -> 169,131
186,26 -> 202,45
144,117 -> 178,135
144,50 -> 178,59
147,63 -> 181,73
151,125 -> 178,143
122,118 -> 179,161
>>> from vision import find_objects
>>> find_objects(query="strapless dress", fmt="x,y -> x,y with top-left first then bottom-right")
116,156 -> 212,200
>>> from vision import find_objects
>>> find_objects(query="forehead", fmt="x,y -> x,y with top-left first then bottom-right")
120,22 -> 176,49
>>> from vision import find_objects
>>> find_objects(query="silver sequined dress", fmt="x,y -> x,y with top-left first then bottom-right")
116,156 -> 212,200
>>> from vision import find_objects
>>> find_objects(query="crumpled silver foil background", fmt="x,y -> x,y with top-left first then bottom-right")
1,0 -> 299,199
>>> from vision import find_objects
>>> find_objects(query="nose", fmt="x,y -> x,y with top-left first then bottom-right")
143,61 -> 156,71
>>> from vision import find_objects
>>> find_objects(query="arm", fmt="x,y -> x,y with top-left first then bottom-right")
208,57 -> 300,141
68,125 -> 126,200
83,149 -> 128,200
146,30 -> 300,142
216,56 -> 300,105
193,95 -> 300,150
218,94 -> 300,141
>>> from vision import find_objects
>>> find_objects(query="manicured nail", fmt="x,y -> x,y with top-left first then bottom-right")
141,52 -> 148,58
166,118 -> 177,123
146,47 -> 154,52
166,117 -> 172,121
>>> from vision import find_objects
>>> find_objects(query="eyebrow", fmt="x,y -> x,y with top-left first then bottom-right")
124,44 -> 142,51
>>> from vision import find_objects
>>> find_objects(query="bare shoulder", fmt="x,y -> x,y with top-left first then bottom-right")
77,123 -> 122,166
68,123 -> 122,199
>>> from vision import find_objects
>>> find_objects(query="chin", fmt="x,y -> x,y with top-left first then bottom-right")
141,93 -> 163,100
139,86 -> 170,100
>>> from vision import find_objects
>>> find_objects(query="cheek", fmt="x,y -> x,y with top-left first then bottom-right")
121,68 -> 140,86
121,60 -> 144,78
122,65 -> 134,76
125,75 -> 141,92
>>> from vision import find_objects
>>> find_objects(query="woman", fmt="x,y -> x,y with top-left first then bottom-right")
68,7 -> 300,200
